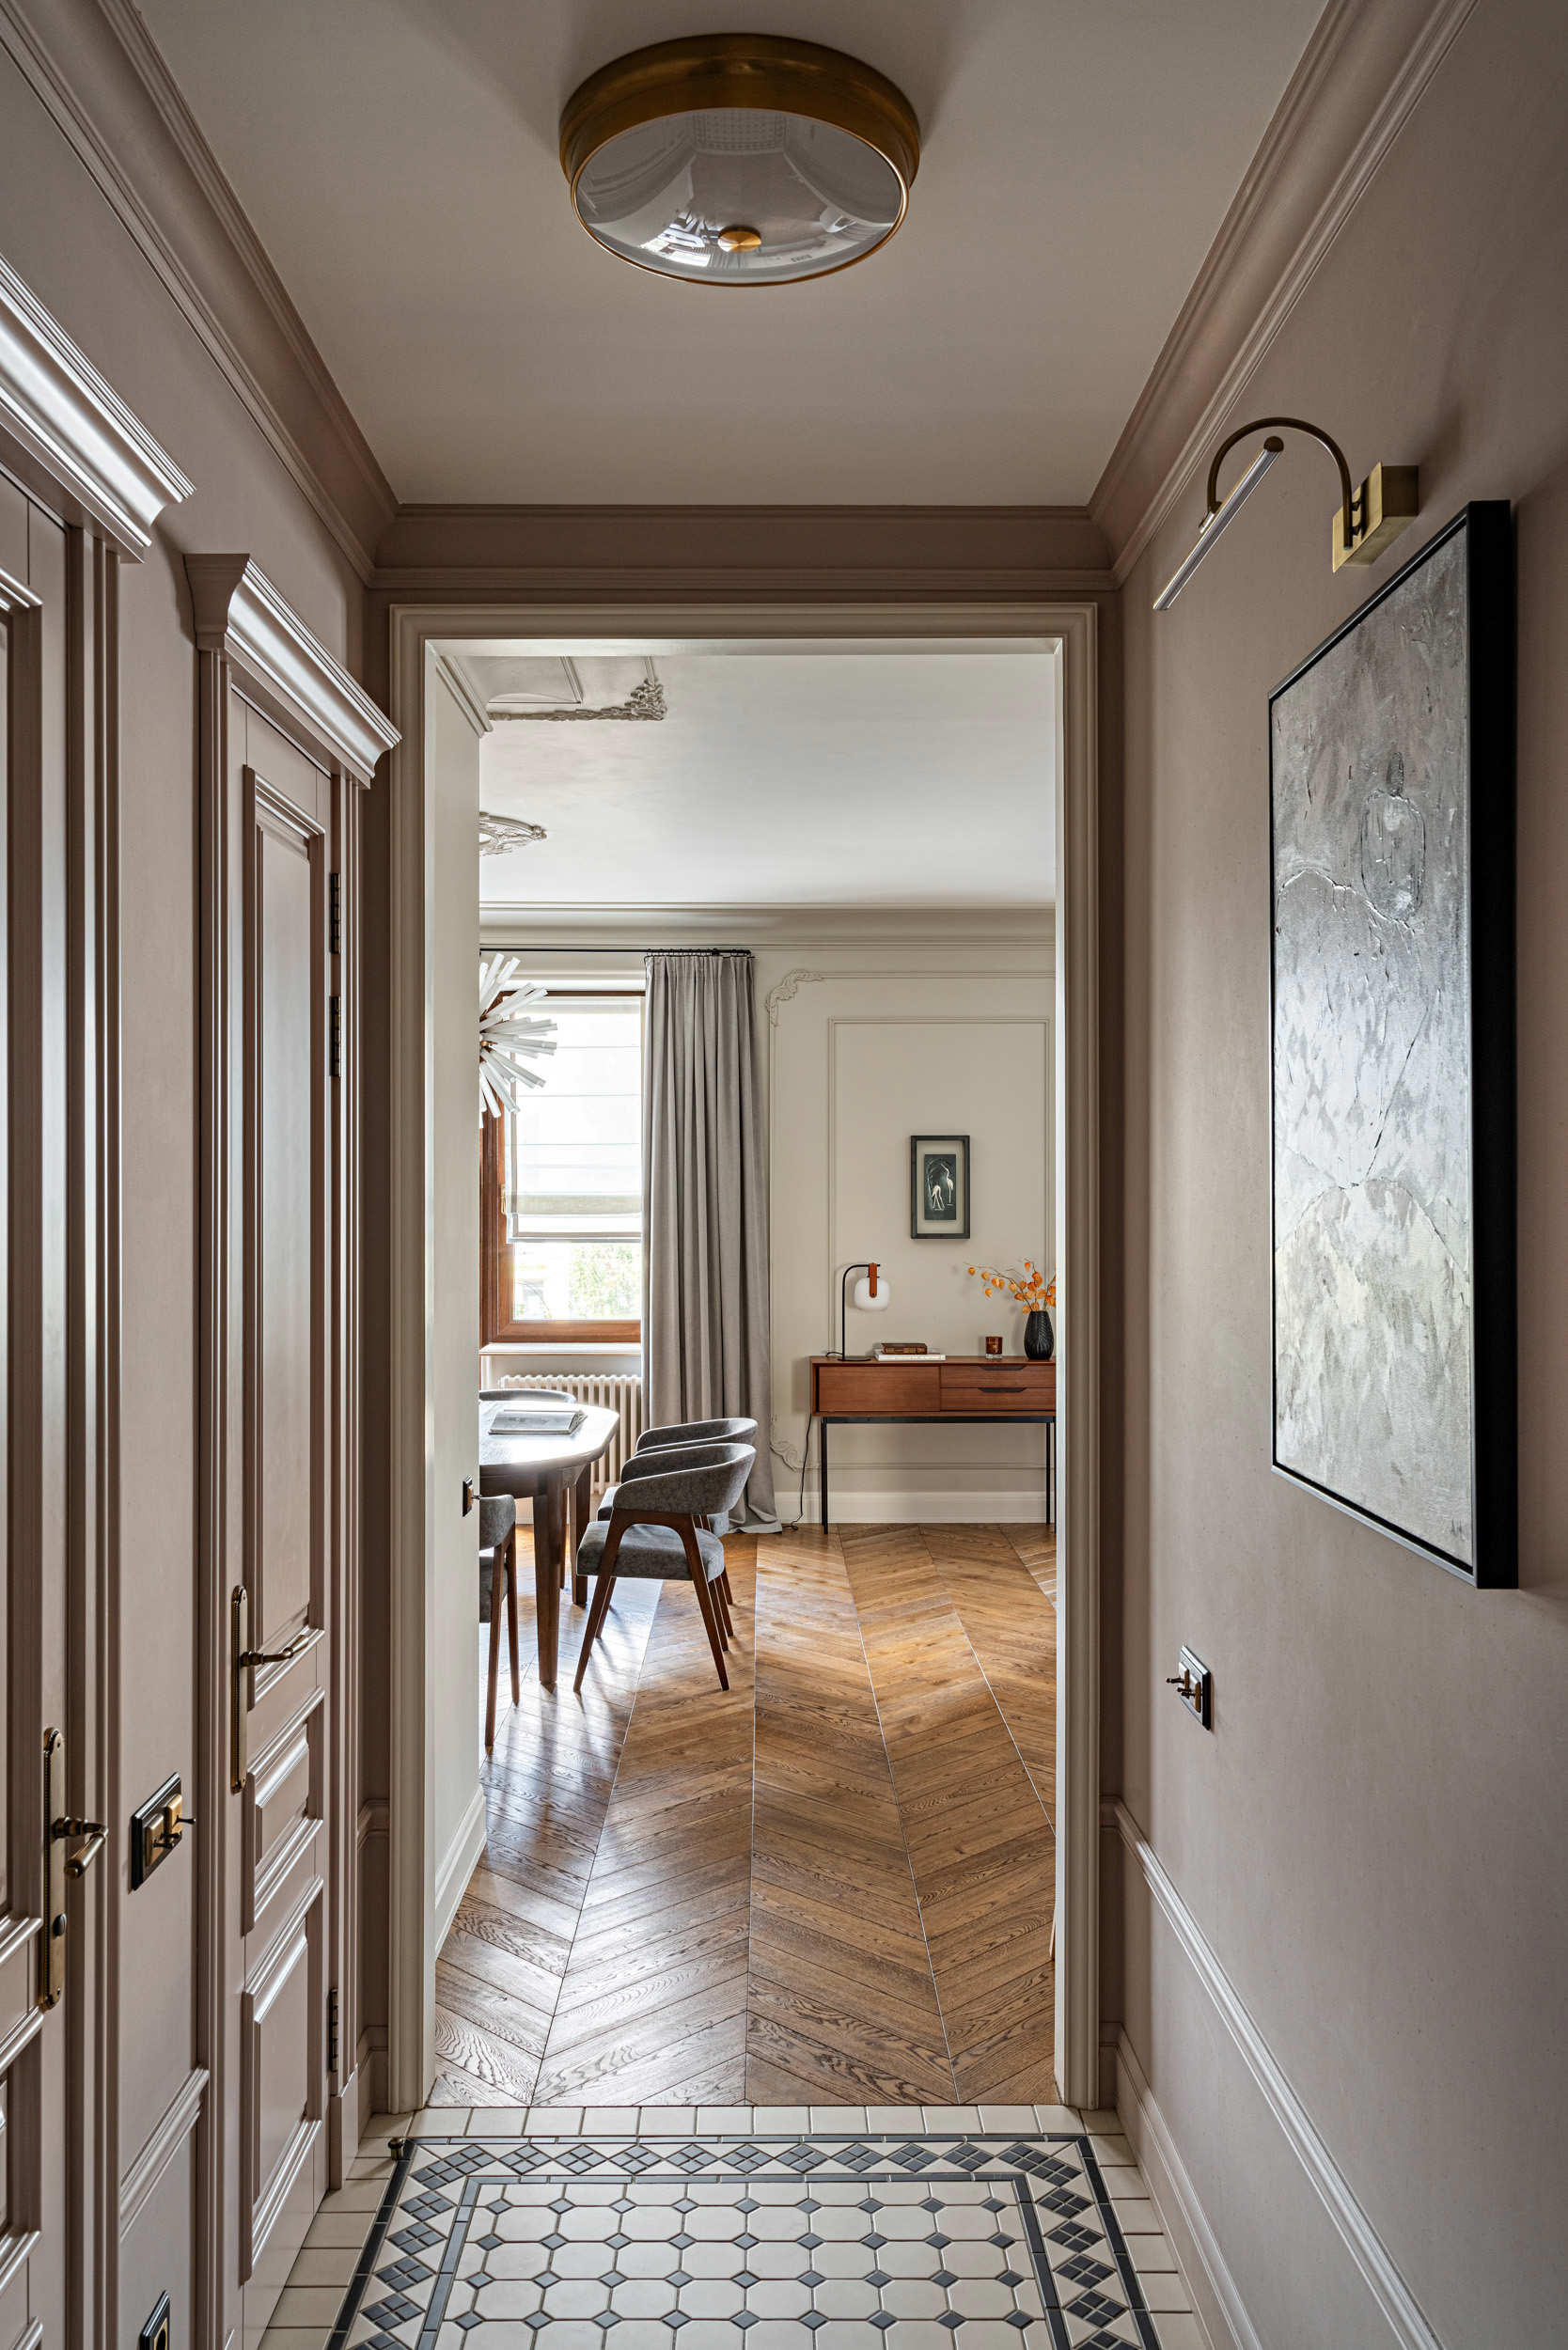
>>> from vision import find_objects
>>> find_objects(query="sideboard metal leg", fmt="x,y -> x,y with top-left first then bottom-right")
820,1418 -> 829,1533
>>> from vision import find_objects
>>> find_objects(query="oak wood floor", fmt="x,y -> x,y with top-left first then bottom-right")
432,1522 -> 1057,2108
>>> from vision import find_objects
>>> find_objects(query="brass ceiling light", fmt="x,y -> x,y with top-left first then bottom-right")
559,34 -> 920,286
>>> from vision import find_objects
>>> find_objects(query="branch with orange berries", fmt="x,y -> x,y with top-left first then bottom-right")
966,1260 -> 1056,1311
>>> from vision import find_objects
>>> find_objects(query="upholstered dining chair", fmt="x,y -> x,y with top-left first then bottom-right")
597,1439 -> 745,1627
636,1414 -> 758,1452
572,1443 -> 754,1696
478,1492 -> 521,1751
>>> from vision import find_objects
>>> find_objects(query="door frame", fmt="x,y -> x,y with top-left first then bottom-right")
384,596 -> 1102,2110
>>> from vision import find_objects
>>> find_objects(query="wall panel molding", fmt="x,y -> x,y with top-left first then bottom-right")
0,251 -> 191,555
484,906 -> 1054,955
0,0 -> 394,575
118,2068 -> 209,2239
1106,1798 -> 1445,2350
1090,0 -> 1482,581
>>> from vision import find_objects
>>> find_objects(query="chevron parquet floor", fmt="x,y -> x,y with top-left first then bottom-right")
431,1522 -> 1057,2108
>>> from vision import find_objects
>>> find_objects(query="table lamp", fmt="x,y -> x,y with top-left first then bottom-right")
839,1260 -> 892,1358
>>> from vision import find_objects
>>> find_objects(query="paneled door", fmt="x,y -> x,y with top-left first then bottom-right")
218,695 -> 337,2350
1,491 -> 101,2339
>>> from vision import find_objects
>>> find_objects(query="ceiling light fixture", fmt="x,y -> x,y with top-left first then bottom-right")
559,34 -> 920,287
1153,416 -> 1420,610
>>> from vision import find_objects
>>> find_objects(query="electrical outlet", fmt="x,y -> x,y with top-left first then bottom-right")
1168,1646 -> 1212,1728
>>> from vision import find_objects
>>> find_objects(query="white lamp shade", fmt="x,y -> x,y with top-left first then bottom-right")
852,1271 -> 891,1311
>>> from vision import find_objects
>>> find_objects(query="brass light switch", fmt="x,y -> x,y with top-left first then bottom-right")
130,1775 -> 190,1889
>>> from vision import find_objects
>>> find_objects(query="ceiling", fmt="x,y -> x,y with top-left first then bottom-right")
459,645 -> 1055,909
135,0 -> 1322,505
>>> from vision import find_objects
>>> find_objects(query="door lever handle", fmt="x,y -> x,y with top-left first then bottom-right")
53,1815 -> 108,1878
236,1627 -> 312,1671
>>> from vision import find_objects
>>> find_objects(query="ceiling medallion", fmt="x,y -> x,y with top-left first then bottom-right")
559,34 -> 920,287
478,811 -> 547,856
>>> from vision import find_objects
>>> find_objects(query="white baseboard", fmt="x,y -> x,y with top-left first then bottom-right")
1114,2029 -> 1257,2350
808,1488 -> 1053,1523
1106,1798 -> 1445,2350
431,1783 -> 486,1954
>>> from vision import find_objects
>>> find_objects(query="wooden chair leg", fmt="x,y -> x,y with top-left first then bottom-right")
678,1522 -> 729,1690
485,1547 -> 505,1751
505,1528 -> 521,1703
713,1574 -> 733,1642
573,1571 -> 618,1694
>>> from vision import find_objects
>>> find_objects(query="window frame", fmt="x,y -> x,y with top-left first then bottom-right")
479,987 -> 643,1344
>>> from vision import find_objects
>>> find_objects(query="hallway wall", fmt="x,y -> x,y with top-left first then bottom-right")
1111,2 -> 1568,2342
0,7 -> 374,2338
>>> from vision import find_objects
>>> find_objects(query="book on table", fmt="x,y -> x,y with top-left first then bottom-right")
488,1406 -> 586,1435
872,1343 -> 947,1361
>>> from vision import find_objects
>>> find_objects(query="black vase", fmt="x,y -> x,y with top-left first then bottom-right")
1024,1309 -> 1054,1361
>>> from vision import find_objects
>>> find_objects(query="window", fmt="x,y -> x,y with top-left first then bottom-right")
481,993 -> 643,1342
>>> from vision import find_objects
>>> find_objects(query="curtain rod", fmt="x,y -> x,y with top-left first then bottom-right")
488,944 -> 751,955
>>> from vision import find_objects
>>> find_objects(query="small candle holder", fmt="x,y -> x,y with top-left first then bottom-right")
984,1335 -> 1003,1356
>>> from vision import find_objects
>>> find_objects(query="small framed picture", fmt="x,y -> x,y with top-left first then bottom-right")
911,1134 -> 970,1239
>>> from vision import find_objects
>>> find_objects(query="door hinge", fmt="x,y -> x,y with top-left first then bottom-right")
327,1983 -> 340,2076
329,994 -> 342,1078
328,870 -> 341,956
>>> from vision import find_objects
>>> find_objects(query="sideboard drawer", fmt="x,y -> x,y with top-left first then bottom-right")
816,1362 -> 942,1414
940,1362 -> 1056,1412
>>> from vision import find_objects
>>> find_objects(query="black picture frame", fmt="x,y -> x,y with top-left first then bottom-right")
1268,501 -> 1514,1587
910,1134 -> 970,1239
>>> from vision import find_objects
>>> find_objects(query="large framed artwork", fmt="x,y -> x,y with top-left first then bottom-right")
1269,502 -> 1514,1586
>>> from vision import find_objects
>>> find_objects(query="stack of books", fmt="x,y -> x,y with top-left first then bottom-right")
872,1341 -> 947,1362
487,1404 -> 586,1435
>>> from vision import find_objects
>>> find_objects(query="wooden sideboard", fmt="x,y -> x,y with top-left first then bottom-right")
808,1355 -> 1056,1529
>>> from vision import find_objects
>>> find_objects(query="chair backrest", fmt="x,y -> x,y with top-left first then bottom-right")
611,1442 -> 754,1523
478,1493 -> 516,1551
637,1415 -> 759,1452
618,1439 -> 739,1485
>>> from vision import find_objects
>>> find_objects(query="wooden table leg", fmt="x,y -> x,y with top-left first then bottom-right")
533,1480 -> 562,1692
571,1465 -> 591,1607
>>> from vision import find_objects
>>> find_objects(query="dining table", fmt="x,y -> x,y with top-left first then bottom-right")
478,1398 -> 620,1692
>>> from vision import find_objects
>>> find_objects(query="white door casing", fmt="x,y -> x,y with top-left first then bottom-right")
383,600 -> 1101,2111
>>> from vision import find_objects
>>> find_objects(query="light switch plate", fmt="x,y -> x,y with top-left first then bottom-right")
1170,1646 -> 1212,1729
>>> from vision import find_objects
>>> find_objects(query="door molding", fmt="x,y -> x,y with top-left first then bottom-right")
383,596 -> 1103,2112
188,554 -> 395,2348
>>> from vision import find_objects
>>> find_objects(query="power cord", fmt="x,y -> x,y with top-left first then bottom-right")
778,1412 -> 818,1532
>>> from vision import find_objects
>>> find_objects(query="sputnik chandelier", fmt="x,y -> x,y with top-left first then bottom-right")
478,954 -> 557,1124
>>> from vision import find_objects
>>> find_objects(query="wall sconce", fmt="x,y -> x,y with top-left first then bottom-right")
838,1261 -> 891,1358
1153,415 -> 1419,609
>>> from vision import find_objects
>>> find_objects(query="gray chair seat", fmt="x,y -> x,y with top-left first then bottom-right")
575,1516 -> 725,1582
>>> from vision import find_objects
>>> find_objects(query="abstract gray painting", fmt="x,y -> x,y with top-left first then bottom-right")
1271,528 -> 1475,1565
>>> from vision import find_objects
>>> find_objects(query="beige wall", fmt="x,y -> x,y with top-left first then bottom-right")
765,941 -> 1054,1520
1111,3 -> 1568,2342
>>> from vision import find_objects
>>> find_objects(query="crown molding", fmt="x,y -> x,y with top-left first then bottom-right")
0,249 -> 192,555
479,902 -> 1055,952
186,554 -> 399,779
0,0 -> 395,578
370,502 -> 1115,591
1090,0 -> 1482,583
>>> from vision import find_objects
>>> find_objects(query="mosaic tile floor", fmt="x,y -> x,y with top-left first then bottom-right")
310,2123 -> 1203,2350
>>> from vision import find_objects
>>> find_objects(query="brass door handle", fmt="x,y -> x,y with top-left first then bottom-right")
53,1815 -> 108,1879
236,1628 -> 311,1671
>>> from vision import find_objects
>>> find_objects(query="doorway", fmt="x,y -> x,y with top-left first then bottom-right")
381,603 -> 1102,2116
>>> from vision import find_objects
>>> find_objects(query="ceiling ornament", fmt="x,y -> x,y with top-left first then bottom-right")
478,810 -> 548,856
478,954 -> 556,1124
559,35 -> 919,289
490,668 -> 667,723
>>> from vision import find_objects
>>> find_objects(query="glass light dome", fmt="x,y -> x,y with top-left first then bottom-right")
560,37 -> 919,288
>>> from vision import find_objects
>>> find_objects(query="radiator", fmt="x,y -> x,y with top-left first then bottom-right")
498,1372 -> 645,1502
